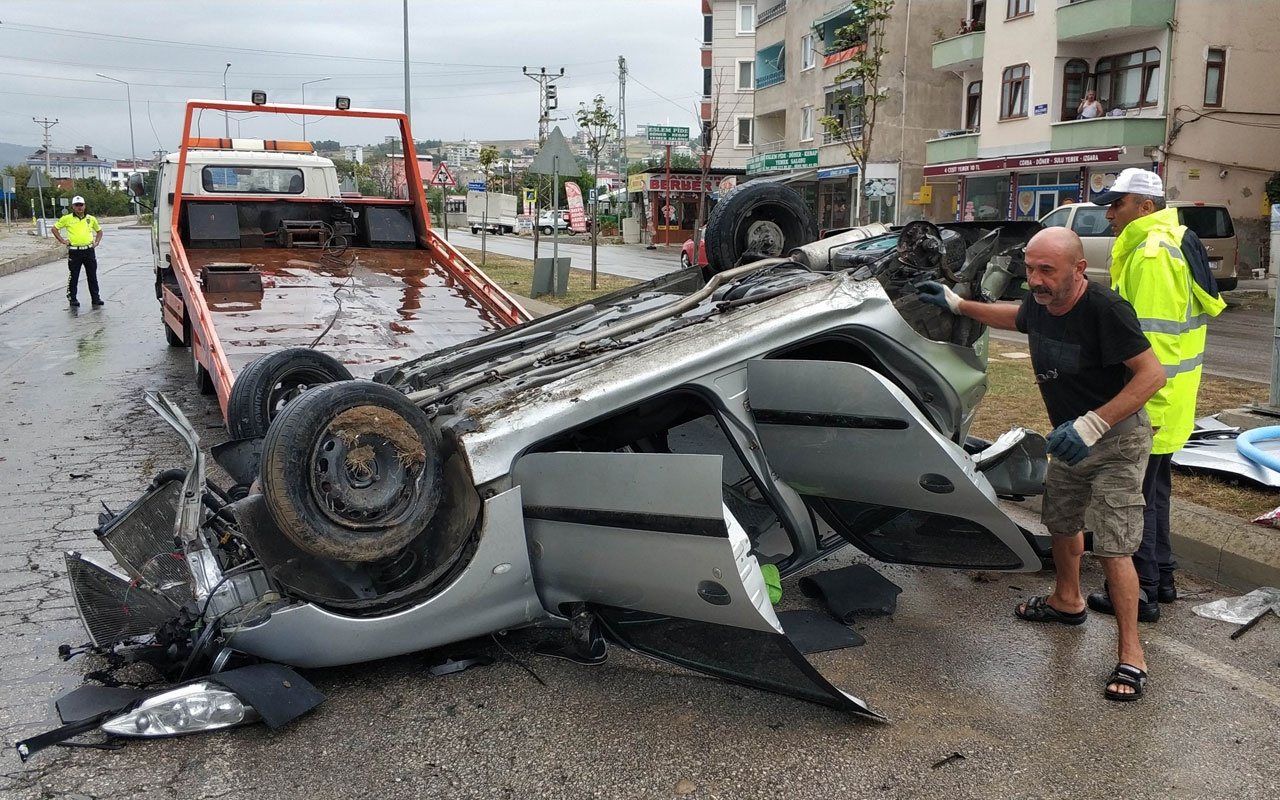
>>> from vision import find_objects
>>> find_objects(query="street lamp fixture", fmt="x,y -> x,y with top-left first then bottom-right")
96,72 -> 137,219
222,62 -> 231,137
301,77 -> 331,142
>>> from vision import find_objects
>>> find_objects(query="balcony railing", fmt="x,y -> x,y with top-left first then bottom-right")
822,126 -> 863,146
754,139 -> 787,155
1057,0 -> 1174,43
757,1 -> 786,26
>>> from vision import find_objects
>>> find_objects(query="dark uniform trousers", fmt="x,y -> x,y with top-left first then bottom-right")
67,247 -> 101,303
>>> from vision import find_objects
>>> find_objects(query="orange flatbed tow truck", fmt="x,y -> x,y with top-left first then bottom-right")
142,99 -> 531,437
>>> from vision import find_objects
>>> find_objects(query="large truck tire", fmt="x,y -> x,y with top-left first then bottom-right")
704,183 -> 818,274
228,348 -> 354,439
192,344 -> 216,395
259,380 -> 444,563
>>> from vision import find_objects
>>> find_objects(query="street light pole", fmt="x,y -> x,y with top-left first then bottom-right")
222,62 -> 231,138
301,77 -> 331,142
96,73 -> 137,220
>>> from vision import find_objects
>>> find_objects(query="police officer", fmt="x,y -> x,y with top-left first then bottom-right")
52,195 -> 104,307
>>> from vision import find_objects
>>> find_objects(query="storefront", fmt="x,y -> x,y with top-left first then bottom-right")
627,170 -> 742,246
923,147 -> 1129,222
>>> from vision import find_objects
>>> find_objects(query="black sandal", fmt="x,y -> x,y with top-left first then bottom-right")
1015,595 -> 1087,626
1104,662 -> 1147,702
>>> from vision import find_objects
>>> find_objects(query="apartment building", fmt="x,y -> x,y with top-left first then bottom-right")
730,0 -> 965,230
702,1 -> 758,170
927,0 -> 1279,265
26,145 -> 114,185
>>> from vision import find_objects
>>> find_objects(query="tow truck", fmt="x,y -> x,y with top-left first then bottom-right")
133,98 -> 531,438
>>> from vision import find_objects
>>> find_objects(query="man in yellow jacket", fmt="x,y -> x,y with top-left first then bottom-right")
52,195 -> 104,307
1086,168 -> 1226,622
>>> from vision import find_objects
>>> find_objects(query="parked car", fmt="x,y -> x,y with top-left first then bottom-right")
681,227 -> 708,273
1038,201 -> 1238,290
31,183 -> 1049,756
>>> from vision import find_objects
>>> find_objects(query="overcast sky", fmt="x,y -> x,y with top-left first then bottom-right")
0,0 -> 704,160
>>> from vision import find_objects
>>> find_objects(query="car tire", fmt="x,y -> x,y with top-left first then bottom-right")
227,348 -> 354,439
541,226 -> 554,236
192,342 -> 216,395
703,182 -> 818,274
260,380 -> 444,563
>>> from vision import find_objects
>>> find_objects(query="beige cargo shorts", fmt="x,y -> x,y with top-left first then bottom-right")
1041,411 -> 1151,557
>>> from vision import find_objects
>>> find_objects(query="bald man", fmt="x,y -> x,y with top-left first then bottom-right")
917,227 -> 1166,702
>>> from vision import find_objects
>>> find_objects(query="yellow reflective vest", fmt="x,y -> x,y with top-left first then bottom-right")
1110,207 -> 1226,454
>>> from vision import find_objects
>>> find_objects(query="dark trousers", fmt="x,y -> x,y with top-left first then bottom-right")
67,248 -> 101,302
1134,452 -> 1175,597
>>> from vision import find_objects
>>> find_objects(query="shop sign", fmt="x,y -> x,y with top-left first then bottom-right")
645,125 -> 690,146
746,148 -> 819,175
924,148 -> 1121,177
817,165 -> 859,179
628,173 -> 648,192
646,175 -> 718,193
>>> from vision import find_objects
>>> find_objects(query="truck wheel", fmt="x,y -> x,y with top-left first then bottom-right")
704,183 -> 818,274
165,312 -> 189,348
260,381 -> 444,562
228,348 -> 354,439
192,343 -> 216,395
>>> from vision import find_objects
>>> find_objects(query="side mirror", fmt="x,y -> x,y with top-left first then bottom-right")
126,173 -> 153,211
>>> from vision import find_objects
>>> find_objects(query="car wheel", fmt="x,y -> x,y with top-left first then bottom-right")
541,226 -> 554,236
227,348 -> 354,439
260,381 -> 444,562
192,342 -> 216,395
680,251 -> 691,269
704,182 -> 818,275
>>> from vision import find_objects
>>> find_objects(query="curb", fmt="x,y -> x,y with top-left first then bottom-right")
1002,493 -> 1280,592
0,243 -> 63,278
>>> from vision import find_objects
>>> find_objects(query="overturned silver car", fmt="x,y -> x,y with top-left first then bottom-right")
31,214 -> 1049,755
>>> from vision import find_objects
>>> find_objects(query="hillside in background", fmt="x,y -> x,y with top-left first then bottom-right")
0,142 -> 36,169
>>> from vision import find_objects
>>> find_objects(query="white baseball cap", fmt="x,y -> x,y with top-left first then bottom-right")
1092,168 -> 1163,205
71,195 -> 86,205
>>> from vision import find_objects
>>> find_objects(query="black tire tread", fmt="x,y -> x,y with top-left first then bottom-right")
227,348 -> 353,439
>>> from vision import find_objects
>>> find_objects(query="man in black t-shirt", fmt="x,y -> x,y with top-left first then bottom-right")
918,227 -> 1165,702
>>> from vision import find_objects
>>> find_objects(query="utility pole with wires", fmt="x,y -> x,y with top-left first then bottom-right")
617,56 -> 629,217
522,66 -> 565,145
33,117 -> 58,226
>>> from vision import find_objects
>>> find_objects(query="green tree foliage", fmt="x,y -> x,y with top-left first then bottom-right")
818,0 -> 895,225
311,139 -> 340,152
1266,172 -> 1280,205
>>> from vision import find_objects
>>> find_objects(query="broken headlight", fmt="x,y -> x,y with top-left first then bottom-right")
101,682 -> 261,737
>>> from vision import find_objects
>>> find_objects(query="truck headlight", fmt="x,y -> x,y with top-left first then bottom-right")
102,682 -> 261,737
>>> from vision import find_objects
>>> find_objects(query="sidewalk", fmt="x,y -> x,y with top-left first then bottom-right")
0,226 -> 63,277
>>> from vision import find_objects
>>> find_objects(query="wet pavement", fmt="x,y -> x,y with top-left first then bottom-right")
1,225 -> 1278,799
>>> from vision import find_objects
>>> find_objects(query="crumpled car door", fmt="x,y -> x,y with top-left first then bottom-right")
515,451 -> 881,718
746,359 -> 1042,571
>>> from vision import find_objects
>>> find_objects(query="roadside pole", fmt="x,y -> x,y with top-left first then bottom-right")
664,144 -> 672,248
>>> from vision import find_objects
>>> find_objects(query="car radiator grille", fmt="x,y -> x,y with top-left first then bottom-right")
65,552 -> 181,647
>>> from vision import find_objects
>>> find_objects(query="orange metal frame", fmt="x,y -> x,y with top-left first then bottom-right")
167,100 -> 533,419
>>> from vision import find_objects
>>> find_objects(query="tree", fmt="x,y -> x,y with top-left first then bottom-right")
475,146 -> 501,267
818,0 -> 895,225
690,66 -> 749,272
1267,172 -> 1280,205
575,94 -> 617,288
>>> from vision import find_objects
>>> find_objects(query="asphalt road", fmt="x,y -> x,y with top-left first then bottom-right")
1,225 -> 1278,799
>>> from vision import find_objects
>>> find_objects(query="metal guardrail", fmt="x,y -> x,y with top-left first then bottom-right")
757,1 -> 787,26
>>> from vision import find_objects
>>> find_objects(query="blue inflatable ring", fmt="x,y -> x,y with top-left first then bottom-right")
1236,425 -> 1280,473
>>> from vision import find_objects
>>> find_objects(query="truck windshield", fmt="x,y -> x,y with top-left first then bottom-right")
201,167 -> 304,194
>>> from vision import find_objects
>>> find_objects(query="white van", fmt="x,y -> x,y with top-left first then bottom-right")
1039,201 -> 1238,290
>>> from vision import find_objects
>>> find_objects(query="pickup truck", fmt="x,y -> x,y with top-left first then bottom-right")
130,99 -> 531,437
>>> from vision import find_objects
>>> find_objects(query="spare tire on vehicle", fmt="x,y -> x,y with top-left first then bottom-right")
228,348 -> 354,439
259,380 -> 444,563
703,182 -> 818,274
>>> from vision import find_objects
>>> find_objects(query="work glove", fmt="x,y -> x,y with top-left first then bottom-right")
916,281 -> 963,313
1046,411 -> 1111,466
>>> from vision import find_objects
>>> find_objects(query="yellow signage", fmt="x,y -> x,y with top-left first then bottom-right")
628,173 -> 648,192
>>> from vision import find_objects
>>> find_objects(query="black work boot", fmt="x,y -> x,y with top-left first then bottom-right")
67,294 -> 80,308
1157,576 -> 1177,604
1086,585 -> 1160,622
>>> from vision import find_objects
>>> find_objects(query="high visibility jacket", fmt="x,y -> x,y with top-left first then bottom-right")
53,212 -> 101,246
1110,207 -> 1226,454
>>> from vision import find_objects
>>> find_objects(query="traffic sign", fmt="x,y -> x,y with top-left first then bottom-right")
523,188 -> 536,206
645,124 -> 690,146
468,181 -> 486,192
430,163 -> 456,187
588,188 -> 597,203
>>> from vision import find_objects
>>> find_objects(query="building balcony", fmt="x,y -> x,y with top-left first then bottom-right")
757,0 -> 786,26
925,131 -> 979,165
821,126 -> 863,147
932,31 -> 984,72
1056,0 -> 1174,43
1050,115 -> 1165,151
754,139 -> 788,155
